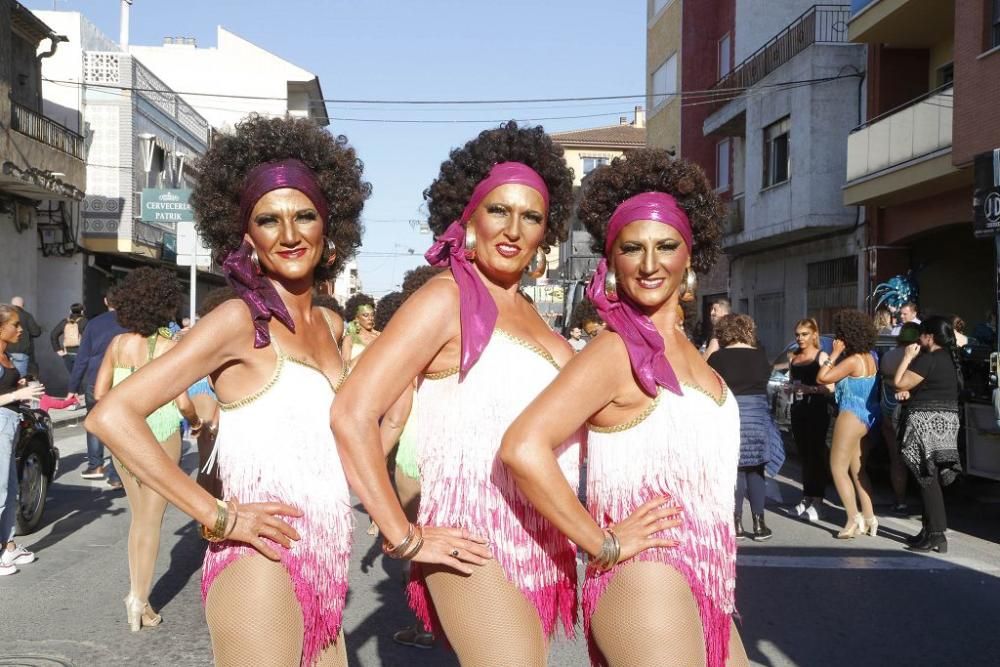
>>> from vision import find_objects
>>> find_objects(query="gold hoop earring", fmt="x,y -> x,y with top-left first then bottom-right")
464,226 -> 477,260
526,248 -> 547,279
680,267 -> 697,302
604,269 -> 619,302
250,248 -> 262,275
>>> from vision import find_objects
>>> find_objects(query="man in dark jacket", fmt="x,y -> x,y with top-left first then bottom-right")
68,290 -> 125,487
8,296 -> 41,377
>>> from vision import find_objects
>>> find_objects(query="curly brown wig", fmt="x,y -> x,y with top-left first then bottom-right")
424,122 -> 574,252
374,291 -> 405,331
313,293 -> 344,318
401,265 -> 445,297
190,114 -> 371,281
576,148 -> 724,275
833,309 -> 878,358
196,286 -> 236,318
715,313 -> 757,347
115,267 -> 182,337
344,292 -> 376,322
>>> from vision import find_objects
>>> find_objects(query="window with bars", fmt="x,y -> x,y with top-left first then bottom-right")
763,117 -> 790,189
807,256 -> 858,332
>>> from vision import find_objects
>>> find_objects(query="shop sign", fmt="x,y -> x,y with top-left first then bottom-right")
973,149 -> 1000,239
141,188 -> 193,223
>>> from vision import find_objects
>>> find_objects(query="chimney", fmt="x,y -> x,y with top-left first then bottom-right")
119,0 -> 132,48
633,105 -> 646,129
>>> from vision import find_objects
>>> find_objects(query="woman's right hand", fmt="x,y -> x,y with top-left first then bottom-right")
409,526 -> 493,575
13,384 -> 45,401
612,496 -> 683,562
226,501 -> 303,561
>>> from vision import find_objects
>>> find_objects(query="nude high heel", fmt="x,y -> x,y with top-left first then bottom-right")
863,515 -> 878,537
124,593 -> 162,632
836,513 -> 865,539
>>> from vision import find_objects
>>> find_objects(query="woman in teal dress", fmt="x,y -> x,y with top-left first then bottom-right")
93,267 -> 202,631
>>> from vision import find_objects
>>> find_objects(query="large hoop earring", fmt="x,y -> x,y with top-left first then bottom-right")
680,267 -> 697,303
250,248 -> 262,275
526,248 -> 547,279
604,269 -> 619,302
464,226 -> 477,260
323,238 -> 337,266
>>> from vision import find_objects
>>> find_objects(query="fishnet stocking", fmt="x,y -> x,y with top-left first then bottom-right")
118,431 -> 181,607
591,561 -> 749,667
393,467 -> 421,523
424,559 -> 547,666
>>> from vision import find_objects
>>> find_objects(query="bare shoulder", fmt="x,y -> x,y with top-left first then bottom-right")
395,273 -> 460,328
186,299 -> 256,353
572,330 -> 631,378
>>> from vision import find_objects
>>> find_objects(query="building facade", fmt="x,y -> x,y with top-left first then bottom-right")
1,1 -> 86,386
703,3 -> 864,356
547,109 -> 647,329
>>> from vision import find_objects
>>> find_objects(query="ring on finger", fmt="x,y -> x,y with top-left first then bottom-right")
450,549 -> 460,557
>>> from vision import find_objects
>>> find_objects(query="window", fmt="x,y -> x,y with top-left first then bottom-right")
936,62 -> 954,87
651,53 -> 678,110
993,0 -> 1000,49
582,156 -> 609,176
763,117 -> 790,188
718,33 -> 732,79
652,0 -> 673,17
716,139 -> 731,191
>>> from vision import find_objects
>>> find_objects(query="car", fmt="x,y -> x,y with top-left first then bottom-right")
13,403 -> 59,534
766,335 -> 835,432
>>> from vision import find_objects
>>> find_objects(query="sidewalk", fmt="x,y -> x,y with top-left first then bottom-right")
48,403 -> 87,430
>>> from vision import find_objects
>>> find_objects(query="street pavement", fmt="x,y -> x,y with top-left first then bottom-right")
2,423 -> 1000,666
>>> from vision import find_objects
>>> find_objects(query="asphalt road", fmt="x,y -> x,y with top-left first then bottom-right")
2,425 -> 999,666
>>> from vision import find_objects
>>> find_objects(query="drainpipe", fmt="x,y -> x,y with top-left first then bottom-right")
38,34 -> 67,60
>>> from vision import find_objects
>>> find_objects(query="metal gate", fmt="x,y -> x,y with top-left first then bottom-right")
754,292 -> 785,360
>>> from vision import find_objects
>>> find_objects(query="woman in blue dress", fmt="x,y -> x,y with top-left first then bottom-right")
817,309 -> 880,539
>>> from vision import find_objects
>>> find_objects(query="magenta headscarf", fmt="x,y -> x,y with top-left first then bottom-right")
424,162 -> 550,378
585,192 -> 694,397
221,159 -> 330,348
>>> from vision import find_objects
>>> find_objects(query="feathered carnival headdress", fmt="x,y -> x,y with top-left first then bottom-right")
870,273 -> 919,312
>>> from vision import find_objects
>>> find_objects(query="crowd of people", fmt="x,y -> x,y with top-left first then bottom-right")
0,112 -> 973,666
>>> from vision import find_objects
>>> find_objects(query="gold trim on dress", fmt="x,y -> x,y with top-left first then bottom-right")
495,329 -> 561,370
283,354 -> 337,393
424,366 -> 459,380
682,372 -> 728,407
588,393 -> 663,433
219,354 -> 285,411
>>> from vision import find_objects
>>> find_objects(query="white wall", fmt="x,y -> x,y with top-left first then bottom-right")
733,0 -> 818,63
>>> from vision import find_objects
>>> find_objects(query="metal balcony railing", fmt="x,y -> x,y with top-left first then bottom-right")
712,5 -> 851,93
10,100 -> 85,160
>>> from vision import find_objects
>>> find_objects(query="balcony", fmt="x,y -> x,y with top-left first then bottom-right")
848,0 -> 953,47
843,86 -> 964,205
10,100 -> 84,160
712,5 -> 850,94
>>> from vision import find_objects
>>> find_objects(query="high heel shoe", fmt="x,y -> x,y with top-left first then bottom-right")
836,513 -> 865,539
124,593 -> 162,632
906,527 -> 927,546
863,515 -> 878,537
906,531 -> 948,554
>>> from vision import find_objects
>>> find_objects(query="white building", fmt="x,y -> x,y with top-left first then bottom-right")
129,27 -> 329,131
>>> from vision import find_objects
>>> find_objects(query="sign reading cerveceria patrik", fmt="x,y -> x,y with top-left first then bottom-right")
141,188 -> 193,223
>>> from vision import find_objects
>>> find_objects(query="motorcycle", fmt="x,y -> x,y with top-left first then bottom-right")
11,403 -> 59,534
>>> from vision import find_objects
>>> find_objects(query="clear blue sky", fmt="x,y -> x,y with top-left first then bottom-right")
26,0 -> 646,296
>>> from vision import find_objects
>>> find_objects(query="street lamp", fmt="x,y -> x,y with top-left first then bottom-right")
173,151 -> 187,188
137,132 -> 156,188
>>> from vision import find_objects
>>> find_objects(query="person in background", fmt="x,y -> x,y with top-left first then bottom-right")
709,313 -> 784,541
890,301 -> 920,336
893,316 -> 963,554
313,293 -> 345,319
878,322 -> 921,516
7,296 -> 41,378
0,304 -> 46,576
874,307 -> 893,336
786,318 -> 832,523
701,296 -> 731,358
947,314 -> 969,348
341,292 -> 379,367
817,309 -> 880,539
567,326 -> 587,352
572,299 -> 606,339
68,288 -> 126,487
51,303 -> 88,375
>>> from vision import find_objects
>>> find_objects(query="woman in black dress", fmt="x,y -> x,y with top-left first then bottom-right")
709,314 -> 784,541
786,318 -> 831,523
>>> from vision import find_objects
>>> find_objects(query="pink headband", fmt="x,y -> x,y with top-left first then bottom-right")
425,162 -> 549,377
223,159 -> 330,348
587,192 -> 693,397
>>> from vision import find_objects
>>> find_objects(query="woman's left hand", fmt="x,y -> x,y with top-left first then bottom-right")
903,343 -> 920,359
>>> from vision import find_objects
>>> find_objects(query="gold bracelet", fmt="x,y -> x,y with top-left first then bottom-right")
222,500 -> 239,539
200,499 -> 229,542
398,525 -> 425,560
382,523 -> 416,559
